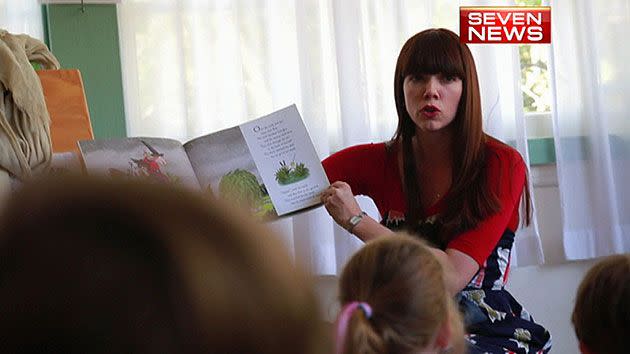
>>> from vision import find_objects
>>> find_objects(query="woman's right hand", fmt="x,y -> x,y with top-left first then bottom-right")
321,181 -> 362,230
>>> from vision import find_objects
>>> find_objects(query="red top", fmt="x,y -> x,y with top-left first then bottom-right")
322,139 -> 526,266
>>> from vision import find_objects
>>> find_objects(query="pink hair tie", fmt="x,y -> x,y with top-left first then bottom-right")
334,301 -> 373,354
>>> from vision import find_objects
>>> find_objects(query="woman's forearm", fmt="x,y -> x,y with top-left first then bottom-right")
429,247 -> 479,296
349,216 -> 395,242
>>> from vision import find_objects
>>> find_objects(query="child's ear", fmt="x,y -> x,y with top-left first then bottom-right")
435,319 -> 452,350
579,341 -> 594,354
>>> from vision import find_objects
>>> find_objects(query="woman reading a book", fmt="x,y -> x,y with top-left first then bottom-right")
321,28 -> 551,353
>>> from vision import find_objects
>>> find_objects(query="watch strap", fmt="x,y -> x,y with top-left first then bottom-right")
347,211 -> 367,234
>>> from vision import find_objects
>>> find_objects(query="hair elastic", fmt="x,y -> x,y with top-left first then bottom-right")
334,301 -> 373,354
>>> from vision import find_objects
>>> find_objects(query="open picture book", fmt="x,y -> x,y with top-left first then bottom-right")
78,105 -> 330,220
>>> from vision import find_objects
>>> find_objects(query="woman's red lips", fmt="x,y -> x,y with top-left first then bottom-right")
420,105 -> 441,119
421,105 -> 440,112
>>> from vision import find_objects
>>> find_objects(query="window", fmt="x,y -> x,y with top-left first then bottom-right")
516,0 -> 552,138
0,0 -> 43,39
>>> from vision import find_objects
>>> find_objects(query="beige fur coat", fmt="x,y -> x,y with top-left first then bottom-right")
0,29 -> 60,180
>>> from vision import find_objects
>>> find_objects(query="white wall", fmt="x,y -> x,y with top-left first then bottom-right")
314,164 -> 595,353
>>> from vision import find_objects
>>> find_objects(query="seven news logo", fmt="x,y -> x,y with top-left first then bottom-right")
460,6 -> 551,44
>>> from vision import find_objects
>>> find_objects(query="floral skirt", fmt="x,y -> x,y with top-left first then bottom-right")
458,288 -> 552,354
457,229 -> 552,353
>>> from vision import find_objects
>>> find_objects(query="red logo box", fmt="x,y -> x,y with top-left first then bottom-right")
460,6 -> 551,44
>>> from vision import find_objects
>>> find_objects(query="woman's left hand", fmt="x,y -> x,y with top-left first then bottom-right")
320,181 -> 362,230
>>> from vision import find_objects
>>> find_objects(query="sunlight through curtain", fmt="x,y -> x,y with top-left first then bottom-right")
550,0 -> 630,259
0,0 -> 43,39
118,0 -> 545,274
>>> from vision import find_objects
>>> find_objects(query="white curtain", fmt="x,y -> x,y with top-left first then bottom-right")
551,0 -> 630,259
0,0 -> 43,39
118,0 -> 544,274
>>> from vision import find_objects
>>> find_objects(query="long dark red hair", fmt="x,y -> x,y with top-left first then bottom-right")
392,28 -> 531,245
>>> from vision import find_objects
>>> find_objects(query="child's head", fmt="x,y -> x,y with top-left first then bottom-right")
336,233 -> 464,354
0,175 -> 324,354
572,254 -> 630,354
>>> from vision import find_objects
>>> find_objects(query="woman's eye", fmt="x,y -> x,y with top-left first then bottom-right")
408,75 -> 425,82
444,75 -> 458,82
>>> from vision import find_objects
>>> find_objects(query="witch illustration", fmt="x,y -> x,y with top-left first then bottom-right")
109,140 -> 170,183
130,140 -> 168,182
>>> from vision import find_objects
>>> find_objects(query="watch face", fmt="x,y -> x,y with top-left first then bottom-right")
350,215 -> 362,226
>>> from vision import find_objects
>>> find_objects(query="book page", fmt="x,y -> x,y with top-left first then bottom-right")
49,152 -> 83,175
184,105 -> 329,218
184,126 -> 278,219
239,105 -> 329,216
78,137 -> 201,190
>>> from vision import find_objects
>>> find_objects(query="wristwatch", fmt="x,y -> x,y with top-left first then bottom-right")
347,211 -> 368,233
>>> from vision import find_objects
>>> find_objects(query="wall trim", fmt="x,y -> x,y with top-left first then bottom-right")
531,164 -> 559,188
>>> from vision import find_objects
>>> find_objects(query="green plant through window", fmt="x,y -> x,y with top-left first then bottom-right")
516,0 -> 551,113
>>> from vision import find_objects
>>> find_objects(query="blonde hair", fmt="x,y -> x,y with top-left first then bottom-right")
337,233 -> 464,354
572,254 -> 630,354
0,175 -> 324,354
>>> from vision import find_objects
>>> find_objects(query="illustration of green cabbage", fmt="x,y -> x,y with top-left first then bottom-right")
219,169 -> 263,209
